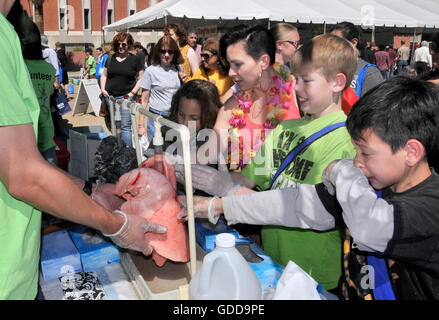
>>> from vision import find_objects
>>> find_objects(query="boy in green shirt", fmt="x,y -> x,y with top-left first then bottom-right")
178,34 -> 358,290
82,47 -> 96,79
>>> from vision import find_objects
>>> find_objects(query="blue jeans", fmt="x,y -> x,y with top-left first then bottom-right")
105,95 -> 135,147
397,60 -> 408,76
147,108 -> 170,143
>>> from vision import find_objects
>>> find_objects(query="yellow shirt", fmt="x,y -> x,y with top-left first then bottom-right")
179,44 -> 193,79
192,67 -> 235,97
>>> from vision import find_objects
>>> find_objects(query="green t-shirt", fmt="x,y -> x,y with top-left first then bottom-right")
241,110 -> 356,289
86,55 -> 96,76
0,13 -> 42,300
25,59 -> 56,153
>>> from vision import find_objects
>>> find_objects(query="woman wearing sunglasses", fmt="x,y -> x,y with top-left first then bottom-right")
192,38 -> 234,103
270,23 -> 301,80
139,35 -> 186,142
100,32 -> 144,147
214,25 -> 300,171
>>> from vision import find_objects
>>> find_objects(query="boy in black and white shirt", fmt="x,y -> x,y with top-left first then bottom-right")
180,77 -> 439,300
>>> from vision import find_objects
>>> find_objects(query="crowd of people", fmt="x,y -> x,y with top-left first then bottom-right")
2,0 -> 439,301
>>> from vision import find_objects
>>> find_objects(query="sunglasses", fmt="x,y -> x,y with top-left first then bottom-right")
200,52 -> 216,60
116,42 -> 127,48
283,40 -> 301,48
160,49 -> 174,55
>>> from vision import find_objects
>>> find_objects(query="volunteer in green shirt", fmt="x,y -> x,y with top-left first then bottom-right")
0,1 -> 167,299
82,47 -> 96,79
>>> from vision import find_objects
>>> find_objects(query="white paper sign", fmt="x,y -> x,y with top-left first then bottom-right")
72,79 -> 102,116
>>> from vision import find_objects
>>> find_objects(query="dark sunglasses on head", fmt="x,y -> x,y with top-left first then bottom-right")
200,52 -> 216,60
160,49 -> 174,55
116,42 -> 127,48
283,40 -> 301,48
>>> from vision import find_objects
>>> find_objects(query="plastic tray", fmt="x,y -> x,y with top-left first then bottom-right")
119,245 -> 206,300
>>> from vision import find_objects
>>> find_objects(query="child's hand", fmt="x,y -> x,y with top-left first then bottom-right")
177,195 -> 211,221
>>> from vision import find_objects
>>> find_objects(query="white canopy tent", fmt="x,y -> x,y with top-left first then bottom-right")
103,0 -> 439,32
103,0 -> 272,32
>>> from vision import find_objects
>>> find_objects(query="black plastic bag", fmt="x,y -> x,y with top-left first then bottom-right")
94,136 -> 138,184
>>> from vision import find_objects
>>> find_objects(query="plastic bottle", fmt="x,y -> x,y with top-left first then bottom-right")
152,121 -> 164,174
189,233 -> 262,300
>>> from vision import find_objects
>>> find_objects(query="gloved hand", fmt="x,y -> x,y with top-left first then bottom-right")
92,182 -> 125,212
103,210 -> 167,256
177,195 -> 221,224
175,153 -> 241,197
177,195 -> 209,220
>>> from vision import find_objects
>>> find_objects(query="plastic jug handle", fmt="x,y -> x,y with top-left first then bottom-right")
198,251 -> 236,297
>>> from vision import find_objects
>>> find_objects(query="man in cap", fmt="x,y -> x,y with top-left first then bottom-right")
41,34 -> 60,89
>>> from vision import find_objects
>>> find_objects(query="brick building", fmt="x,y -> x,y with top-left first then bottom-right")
20,0 -> 163,51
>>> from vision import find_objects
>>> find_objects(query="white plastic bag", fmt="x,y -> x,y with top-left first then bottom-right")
132,134 -> 150,162
271,261 -> 322,300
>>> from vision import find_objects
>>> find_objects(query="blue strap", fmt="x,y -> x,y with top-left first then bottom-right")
59,65 -> 63,84
269,122 -> 345,189
355,64 -> 380,98
366,190 -> 397,300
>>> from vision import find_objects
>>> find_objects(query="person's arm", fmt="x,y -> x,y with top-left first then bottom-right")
187,47 -> 199,77
178,183 -> 338,230
82,65 -> 91,79
129,69 -> 144,97
324,159 -> 394,253
222,184 -> 338,229
100,68 -> 109,96
0,123 -> 122,234
0,123 -> 167,254
139,89 -> 150,136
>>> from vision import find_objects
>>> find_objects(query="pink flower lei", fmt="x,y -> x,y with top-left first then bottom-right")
228,75 -> 293,169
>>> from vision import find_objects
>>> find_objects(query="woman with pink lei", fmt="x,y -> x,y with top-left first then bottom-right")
215,25 -> 300,170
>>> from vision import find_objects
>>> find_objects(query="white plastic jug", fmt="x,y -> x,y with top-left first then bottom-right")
189,233 -> 262,300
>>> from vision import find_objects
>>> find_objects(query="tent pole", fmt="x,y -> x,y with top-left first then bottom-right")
411,28 -> 417,64
372,25 -> 375,44
324,22 -> 326,34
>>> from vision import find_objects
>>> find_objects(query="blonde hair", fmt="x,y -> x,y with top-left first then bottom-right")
270,23 -> 298,42
103,44 -> 111,54
291,34 -> 357,90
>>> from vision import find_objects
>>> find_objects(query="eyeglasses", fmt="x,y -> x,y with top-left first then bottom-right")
160,49 -> 174,55
116,42 -> 127,48
283,40 -> 301,48
200,52 -> 216,60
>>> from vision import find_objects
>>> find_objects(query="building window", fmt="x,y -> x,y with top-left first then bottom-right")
84,8 -> 90,29
128,0 -> 136,15
107,9 -> 113,25
106,0 -> 114,26
58,0 -> 68,30
59,7 -> 66,30
83,0 -> 91,30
